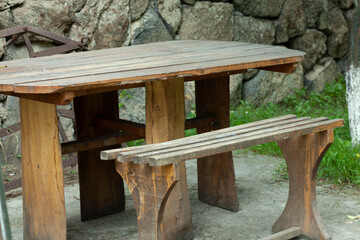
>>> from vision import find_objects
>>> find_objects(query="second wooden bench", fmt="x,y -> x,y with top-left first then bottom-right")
101,114 -> 343,240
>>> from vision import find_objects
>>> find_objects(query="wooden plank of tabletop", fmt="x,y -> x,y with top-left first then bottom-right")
0,42 -> 261,81
9,50 -> 303,94
1,40 -> 244,69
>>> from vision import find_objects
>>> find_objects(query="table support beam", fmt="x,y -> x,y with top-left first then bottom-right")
118,77 -> 193,239
74,92 -> 125,221
20,99 -> 66,240
195,77 -> 238,212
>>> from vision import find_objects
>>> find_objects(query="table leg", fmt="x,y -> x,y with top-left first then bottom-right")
134,77 -> 192,239
20,99 -> 66,240
273,131 -> 333,240
74,92 -> 125,221
195,77 -> 238,212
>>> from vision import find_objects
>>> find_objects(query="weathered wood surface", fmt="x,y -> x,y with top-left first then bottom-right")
102,115 -> 343,240
272,131 -> 334,240
74,92 -> 125,221
101,116 -> 343,166
195,77 -> 238,212
20,99 -> 66,240
116,77 -> 193,239
259,227 -> 302,240
0,40 -> 304,95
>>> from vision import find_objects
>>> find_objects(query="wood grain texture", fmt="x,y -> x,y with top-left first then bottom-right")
144,77 -> 193,239
195,77 -> 238,212
116,162 -> 180,240
20,99 -> 66,240
0,40 -> 304,94
273,130 -> 334,240
74,91 -> 125,221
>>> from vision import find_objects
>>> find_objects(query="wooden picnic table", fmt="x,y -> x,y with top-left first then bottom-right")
0,40 -> 304,240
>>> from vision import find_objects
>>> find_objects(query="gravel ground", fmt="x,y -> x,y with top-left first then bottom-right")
5,153 -> 360,239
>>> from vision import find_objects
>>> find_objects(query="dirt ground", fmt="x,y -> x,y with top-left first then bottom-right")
5,152 -> 360,240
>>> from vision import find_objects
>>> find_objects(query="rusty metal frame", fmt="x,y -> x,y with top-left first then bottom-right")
0,25 -> 89,58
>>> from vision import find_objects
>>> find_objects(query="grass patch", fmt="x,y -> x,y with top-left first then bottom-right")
231,76 -> 360,186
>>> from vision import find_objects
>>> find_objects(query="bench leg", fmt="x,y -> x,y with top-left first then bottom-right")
273,130 -> 333,240
195,77 -> 238,212
74,92 -> 125,221
116,162 -> 191,240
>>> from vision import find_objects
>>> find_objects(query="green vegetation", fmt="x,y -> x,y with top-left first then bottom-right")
231,76 -> 360,186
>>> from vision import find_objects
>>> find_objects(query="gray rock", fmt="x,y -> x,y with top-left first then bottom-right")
0,9 -> 15,29
3,96 -> 19,127
243,65 -> 303,107
305,57 -> 341,93
0,38 -> 5,59
318,0 -> 349,60
119,88 -> 146,124
130,7 -> 172,45
0,96 -> 21,164
0,0 -> 23,11
234,14 -> 275,45
130,0 -> 148,21
303,0 -> 324,28
69,0 -> 129,50
0,95 -> 6,101
184,82 -> 195,115
157,0 -> 182,34
338,0 -> 354,9
0,103 -> 7,122
244,69 -> 259,81
12,0 -> 74,37
275,0 -> 306,43
288,29 -> 327,73
233,0 -> 285,18
230,74 -> 244,109
181,0 -> 196,5
57,105 -> 75,141
71,0 -> 87,13
179,2 -> 234,41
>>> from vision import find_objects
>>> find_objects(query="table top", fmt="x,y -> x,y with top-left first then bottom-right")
0,40 -> 304,95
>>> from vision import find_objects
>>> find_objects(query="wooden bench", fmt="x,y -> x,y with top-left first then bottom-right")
101,115 -> 343,240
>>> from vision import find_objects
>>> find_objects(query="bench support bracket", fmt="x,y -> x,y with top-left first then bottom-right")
273,130 -> 333,240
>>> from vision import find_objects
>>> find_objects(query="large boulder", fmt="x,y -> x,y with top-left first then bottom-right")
11,0 -> 73,37
0,9 -> 14,29
303,0 -> 324,28
156,0 -> 182,34
242,65 -> 304,107
1,41 -> 55,61
275,0 -> 306,43
0,38 -> 5,59
234,12 -> 275,45
129,0 -> 148,21
233,0 -> 285,18
179,1 -> 234,40
338,0 -> 354,9
230,74 -> 244,109
305,57 -> 341,93
130,6 -> 172,45
288,29 -> 327,73
317,0 -> 349,60
0,0 -> 23,11
69,0 -> 129,50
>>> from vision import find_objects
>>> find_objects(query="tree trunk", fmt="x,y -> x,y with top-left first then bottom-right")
346,1 -> 360,145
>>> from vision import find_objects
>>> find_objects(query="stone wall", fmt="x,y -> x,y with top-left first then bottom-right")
0,0 -> 355,162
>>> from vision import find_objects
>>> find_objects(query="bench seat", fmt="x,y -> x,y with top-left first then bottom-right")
101,115 -> 343,240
